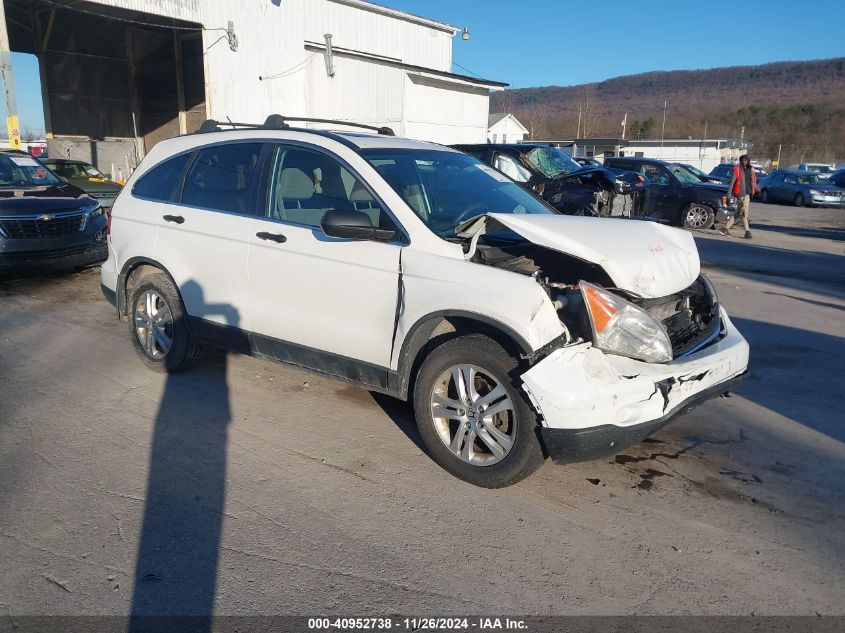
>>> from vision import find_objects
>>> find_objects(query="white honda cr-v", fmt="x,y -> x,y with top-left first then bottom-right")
101,115 -> 749,488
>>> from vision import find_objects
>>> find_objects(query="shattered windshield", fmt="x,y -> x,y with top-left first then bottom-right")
361,149 -> 556,238
676,164 -> 709,181
669,164 -> 705,184
0,154 -> 61,188
525,147 -> 581,178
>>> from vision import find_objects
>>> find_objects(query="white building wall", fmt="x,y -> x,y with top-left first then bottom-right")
82,0 -> 472,142
618,144 -> 726,173
403,75 -> 489,144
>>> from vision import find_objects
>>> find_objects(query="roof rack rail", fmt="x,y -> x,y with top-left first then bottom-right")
196,115 -> 395,136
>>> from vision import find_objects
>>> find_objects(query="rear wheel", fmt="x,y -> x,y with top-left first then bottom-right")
682,204 -> 714,229
412,335 -> 545,487
760,189 -> 769,203
127,272 -> 201,373
794,193 -> 805,207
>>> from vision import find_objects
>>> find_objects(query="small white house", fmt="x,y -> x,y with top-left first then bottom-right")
487,113 -> 528,144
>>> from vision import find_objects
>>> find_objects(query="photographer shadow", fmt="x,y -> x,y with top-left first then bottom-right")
129,280 -> 240,633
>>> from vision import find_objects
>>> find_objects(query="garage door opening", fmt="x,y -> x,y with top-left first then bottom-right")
4,0 -> 206,171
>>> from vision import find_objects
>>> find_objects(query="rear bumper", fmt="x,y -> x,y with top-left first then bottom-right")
522,306 -> 749,462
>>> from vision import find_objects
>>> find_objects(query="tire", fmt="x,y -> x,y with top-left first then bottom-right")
760,189 -> 768,203
412,334 -> 545,488
127,271 -> 201,373
794,193 -> 805,207
682,204 -> 714,229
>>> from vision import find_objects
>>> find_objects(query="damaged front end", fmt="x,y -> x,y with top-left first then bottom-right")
543,167 -> 648,218
457,213 -> 750,462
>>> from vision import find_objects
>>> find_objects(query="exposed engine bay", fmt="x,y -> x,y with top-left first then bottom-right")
469,231 -> 720,362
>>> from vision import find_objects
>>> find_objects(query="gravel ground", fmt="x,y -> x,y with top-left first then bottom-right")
1,202 -> 844,618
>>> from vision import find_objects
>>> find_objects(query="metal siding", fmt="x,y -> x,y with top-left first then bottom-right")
81,0 -> 486,144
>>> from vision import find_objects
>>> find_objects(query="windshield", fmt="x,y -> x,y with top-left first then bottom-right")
525,147 -> 581,178
674,164 -> 708,182
51,162 -> 107,179
0,154 -> 61,188
806,165 -> 833,174
361,149 -> 556,238
667,164 -> 704,184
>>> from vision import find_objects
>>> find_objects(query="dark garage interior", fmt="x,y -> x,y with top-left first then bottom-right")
3,0 -> 206,165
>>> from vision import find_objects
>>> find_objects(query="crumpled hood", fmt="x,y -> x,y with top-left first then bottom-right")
462,214 -> 700,298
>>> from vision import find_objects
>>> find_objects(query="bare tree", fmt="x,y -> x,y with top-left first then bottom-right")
522,103 -> 551,140
576,85 -> 601,138
20,127 -> 37,143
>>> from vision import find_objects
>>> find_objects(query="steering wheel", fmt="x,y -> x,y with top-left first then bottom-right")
453,202 -> 490,228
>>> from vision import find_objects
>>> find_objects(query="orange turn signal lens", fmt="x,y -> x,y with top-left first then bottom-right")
582,284 -> 618,333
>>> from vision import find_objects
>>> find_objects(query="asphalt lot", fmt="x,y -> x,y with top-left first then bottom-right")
1,202 -> 844,617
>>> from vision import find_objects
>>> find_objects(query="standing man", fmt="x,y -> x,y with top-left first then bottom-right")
720,154 -> 756,239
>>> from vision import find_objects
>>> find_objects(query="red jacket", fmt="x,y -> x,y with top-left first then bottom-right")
730,164 -> 757,196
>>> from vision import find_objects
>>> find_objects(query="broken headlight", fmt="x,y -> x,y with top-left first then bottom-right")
580,281 -> 673,363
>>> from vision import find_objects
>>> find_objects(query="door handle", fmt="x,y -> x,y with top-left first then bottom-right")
256,231 -> 287,243
163,214 -> 185,224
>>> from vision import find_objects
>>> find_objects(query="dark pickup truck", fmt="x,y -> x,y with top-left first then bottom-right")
605,156 -> 735,229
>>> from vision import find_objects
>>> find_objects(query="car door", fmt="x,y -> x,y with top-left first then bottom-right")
782,174 -> 799,202
766,172 -> 785,201
247,143 -> 402,372
638,163 -> 677,220
154,141 -> 264,335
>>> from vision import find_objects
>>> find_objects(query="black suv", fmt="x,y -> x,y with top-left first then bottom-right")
0,150 -> 108,273
605,156 -> 734,229
452,143 -> 647,217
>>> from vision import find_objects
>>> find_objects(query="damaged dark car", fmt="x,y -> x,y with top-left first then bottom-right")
451,143 -> 648,218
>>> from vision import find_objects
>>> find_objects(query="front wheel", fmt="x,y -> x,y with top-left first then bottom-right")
412,335 -> 545,487
794,193 -> 805,207
682,204 -> 714,229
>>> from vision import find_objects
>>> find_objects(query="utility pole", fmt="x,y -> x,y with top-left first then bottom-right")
621,112 -> 627,140
576,104 -> 582,139
776,143 -> 782,168
0,0 -> 21,150
659,100 -> 667,159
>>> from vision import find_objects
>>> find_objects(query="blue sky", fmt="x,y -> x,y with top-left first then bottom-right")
6,0 -> 845,134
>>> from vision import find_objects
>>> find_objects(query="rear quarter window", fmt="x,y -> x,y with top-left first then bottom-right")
133,153 -> 192,202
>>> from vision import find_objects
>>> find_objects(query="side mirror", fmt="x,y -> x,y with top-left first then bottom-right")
321,210 -> 397,241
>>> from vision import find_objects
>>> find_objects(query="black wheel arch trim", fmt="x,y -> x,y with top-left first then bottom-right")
390,310 -> 534,399
116,256 -> 187,326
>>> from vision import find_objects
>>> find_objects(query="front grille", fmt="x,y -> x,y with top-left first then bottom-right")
0,211 -> 86,238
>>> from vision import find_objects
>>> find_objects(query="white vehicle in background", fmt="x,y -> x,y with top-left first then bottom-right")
796,163 -> 836,179
100,115 -> 749,488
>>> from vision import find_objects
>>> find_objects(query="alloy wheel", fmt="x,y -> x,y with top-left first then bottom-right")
429,364 -> 516,466
134,290 -> 174,359
685,204 -> 711,228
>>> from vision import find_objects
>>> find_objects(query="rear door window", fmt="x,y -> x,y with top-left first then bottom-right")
181,143 -> 263,214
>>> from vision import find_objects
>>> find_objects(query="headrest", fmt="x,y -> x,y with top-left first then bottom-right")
279,168 -> 313,200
